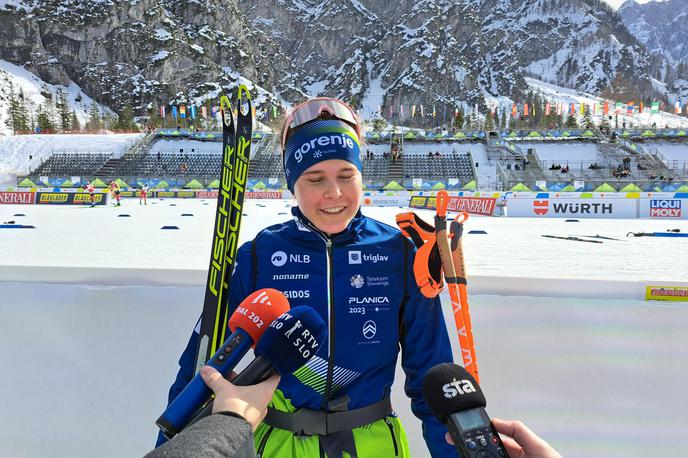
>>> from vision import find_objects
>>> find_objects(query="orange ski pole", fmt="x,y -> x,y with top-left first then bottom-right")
434,190 -> 479,382
448,210 -> 478,381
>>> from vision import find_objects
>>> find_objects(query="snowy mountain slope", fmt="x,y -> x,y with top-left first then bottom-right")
0,0 -> 683,121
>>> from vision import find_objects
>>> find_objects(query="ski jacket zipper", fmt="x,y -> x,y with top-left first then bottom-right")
385,417 -> 399,456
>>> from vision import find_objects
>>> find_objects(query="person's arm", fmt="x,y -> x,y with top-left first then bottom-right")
155,242 -> 254,447
146,368 -> 279,458
399,240 -> 456,457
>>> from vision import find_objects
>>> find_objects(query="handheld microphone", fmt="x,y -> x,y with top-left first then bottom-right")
422,363 -> 508,458
185,305 -> 328,426
156,288 -> 290,438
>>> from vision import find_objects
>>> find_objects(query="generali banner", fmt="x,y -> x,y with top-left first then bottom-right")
409,194 -> 497,216
0,191 -> 35,205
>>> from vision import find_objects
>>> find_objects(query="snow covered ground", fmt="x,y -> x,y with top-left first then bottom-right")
1,199 -> 687,458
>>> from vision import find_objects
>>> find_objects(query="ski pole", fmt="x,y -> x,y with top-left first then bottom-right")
447,210 -> 479,382
434,190 -> 479,383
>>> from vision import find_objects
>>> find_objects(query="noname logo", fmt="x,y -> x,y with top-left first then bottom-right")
293,134 -> 355,163
350,274 -> 365,288
273,273 -> 309,281
362,320 -> 377,339
348,251 -> 389,264
271,251 -> 311,267
650,199 -> 682,218
442,378 -> 477,398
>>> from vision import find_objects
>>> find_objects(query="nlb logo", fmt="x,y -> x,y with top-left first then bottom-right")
533,200 -> 549,216
271,251 -> 310,267
362,320 -> 377,339
442,378 -> 477,398
650,200 -> 681,218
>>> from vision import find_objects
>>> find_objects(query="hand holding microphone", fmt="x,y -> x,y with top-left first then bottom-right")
157,288 -> 290,438
423,363 -> 560,458
187,305 -> 328,426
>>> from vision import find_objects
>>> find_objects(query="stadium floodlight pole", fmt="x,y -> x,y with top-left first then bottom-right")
434,190 -> 479,383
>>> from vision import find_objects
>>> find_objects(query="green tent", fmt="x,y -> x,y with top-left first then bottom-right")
676,130 -> 686,137
507,131 -> 518,138
154,180 -> 170,189
404,132 -> 416,139
383,180 -> 405,191
621,130 -> 631,137
593,183 -> 616,192
453,132 -> 467,139
674,185 -> 688,192
561,131 -> 571,137
509,182 -> 530,191
184,179 -> 204,189
431,182 -> 446,190
18,178 -> 37,187
91,178 -> 108,188
207,179 -> 220,189
253,181 -> 267,190
582,130 -> 595,138
461,180 -> 477,190
561,184 -> 576,191
369,133 -> 381,140
641,130 -> 656,137
527,131 -> 543,138
61,179 -> 74,188
115,178 -> 130,189
620,183 -> 642,192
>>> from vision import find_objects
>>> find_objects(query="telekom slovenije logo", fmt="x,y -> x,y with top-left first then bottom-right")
533,199 -> 549,216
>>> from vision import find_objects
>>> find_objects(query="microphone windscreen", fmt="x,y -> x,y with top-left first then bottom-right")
228,289 -> 291,343
422,363 -> 486,422
255,306 -> 327,375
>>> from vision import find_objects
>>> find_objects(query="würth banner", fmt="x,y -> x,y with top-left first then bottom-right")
409,194 -> 497,216
0,191 -> 36,205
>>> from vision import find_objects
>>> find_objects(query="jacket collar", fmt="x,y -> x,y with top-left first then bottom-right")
291,206 -> 364,245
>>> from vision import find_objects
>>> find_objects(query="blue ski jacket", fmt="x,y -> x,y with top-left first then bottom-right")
163,207 -> 456,457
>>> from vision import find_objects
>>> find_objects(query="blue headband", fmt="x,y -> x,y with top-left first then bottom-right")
283,119 -> 362,192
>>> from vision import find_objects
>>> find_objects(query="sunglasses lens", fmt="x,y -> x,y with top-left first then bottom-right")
282,98 -> 359,148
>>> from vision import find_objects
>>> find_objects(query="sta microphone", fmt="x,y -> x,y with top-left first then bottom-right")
422,363 -> 508,458
186,305 -> 328,426
156,288 -> 290,438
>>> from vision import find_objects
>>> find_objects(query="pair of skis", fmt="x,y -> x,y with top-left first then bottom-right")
194,85 -> 252,375
434,190 -> 480,383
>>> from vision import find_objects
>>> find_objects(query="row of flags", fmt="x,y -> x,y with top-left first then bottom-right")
159,99 -> 688,121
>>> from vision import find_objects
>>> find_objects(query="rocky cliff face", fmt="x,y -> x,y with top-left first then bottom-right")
0,0 -> 677,116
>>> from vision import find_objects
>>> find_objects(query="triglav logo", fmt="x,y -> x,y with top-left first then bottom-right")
271,251 -> 287,267
350,274 -> 365,288
294,134 -> 355,163
442,378 -> 477,398
348,251 -> 389,264
362,320 -> 377,339
348,251 -> 362,264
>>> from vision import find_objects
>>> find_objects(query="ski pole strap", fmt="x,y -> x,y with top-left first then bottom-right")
263,397 -> 392,437
396,212 -> 444,298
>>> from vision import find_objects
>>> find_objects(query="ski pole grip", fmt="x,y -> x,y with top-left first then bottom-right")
436,190 -> 449,218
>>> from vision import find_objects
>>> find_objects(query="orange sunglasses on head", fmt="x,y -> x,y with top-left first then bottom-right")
281,97 -> 361,149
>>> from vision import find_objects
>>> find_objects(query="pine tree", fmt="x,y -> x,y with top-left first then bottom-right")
454,108 -> 464,130
583,107 -> 594,128
36,103 -> 55,132
485,111 -> 494,131
115,104 -> 139,131
565,114 -> 579,129
70,111 -> 81,131
55,87 -> 72,131
86,102 -> 102,131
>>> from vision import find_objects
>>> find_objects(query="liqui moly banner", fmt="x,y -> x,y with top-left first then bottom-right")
639,198 -> 687,219
0,191 -> 35,205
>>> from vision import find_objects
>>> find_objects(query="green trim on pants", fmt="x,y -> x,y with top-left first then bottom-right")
255,391 -> 410,457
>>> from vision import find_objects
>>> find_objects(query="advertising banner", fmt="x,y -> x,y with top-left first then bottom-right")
639,198 -> 687,219
507,197 -> 637,218
246,191 -> 283,199
35,192 -> 106,206
0,191 -> 35,205
362,192 -> 411,207
409,194 -> 496,216
645,286 -> 688,302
